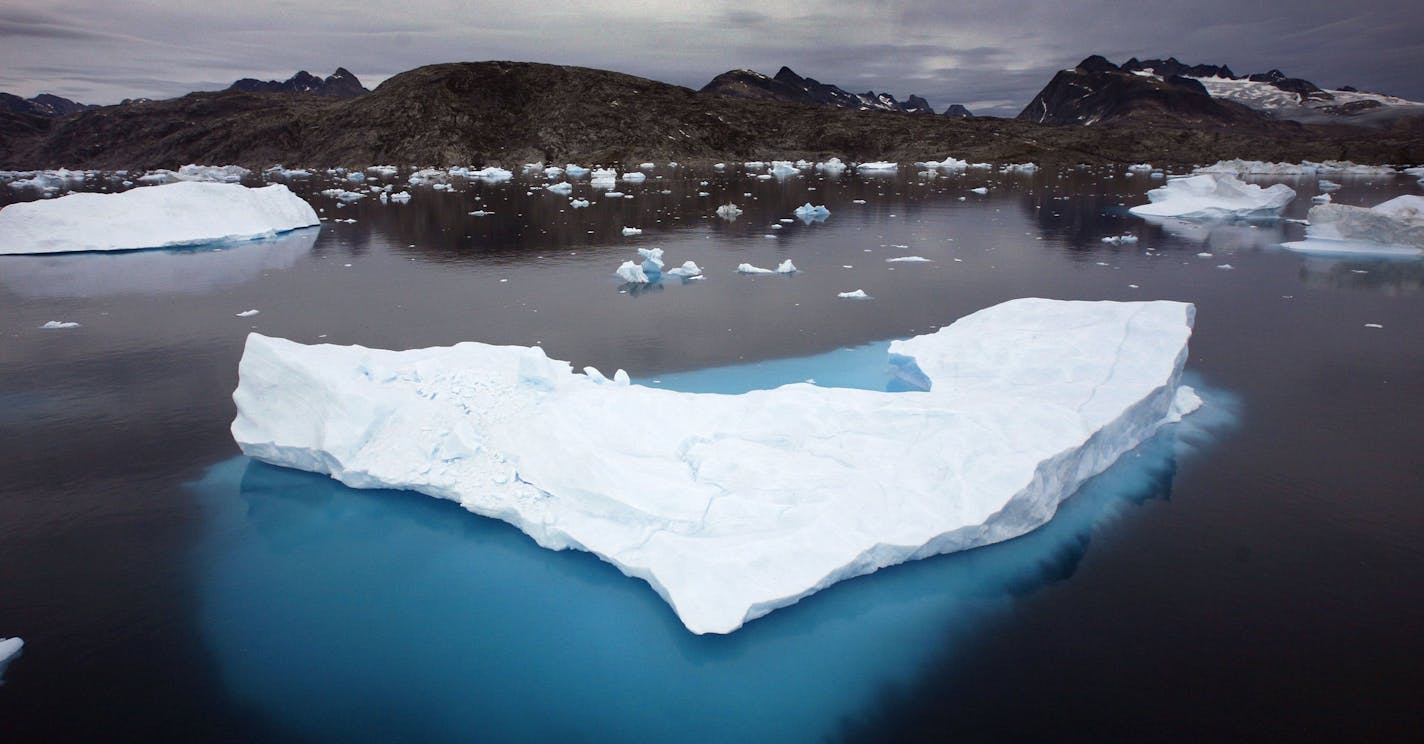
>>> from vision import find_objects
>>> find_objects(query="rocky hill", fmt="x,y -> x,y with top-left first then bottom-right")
2,61 -> 1421,170
0,92 -> 97,118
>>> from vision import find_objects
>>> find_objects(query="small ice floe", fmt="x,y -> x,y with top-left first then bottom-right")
543,166 -> 565,178
41,320 -> 80,329
756,174 -> 773,181
622,172 -> 647,183
366,165 -> 398,178
236,309 -> 260,318
639,162 -> 655,170
564,164 -> 590,177
1364,323 -> 1383,328
346,172 -> 366,183
857,161 -> 898,173
815,158 -> 847,175
1003,163 -> 1039,173
545,182 -> 573,194
1196,252 -> 1214,258
1318,179 -> 1341,192
1312,193 -> 1332,204
737,260 -> 797,275
637,247 -> 664,275
622,227 -> 643,236
590,168 -> 618,188
970,187 -> 989,195
713,163 -> 727,170
319,188 -> 365,202
388,192 -> 412,203
666,261 -> 703,278
1127,163 -> 1154,172
852,199 -> 867,204
886,256 -> 931,262
569,199 -> 590,208
837,289 -> 871,299
1101,235 -> 1139,244
407,168 -> 448,186
604,191 -> 625,198
1129,173 -> 1295,220
743,161 -> 766,170
469,210 -> 493,217
770,161 -> 799,178
615,261 -> 649,284
917,156 -> 969,171
1281,194 -> 1424,256
1216,264 -> 1234,270
793,203 -> 830,222
715,203 -> 743,220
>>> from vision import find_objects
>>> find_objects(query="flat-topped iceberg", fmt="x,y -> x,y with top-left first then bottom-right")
1129,173 -> 1295,220
0,182 -> 319,255
1281,195 -> 1424,257
231,298 -> 1200,635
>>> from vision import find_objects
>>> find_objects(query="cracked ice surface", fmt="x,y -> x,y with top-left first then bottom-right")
231,298 -> 1198,634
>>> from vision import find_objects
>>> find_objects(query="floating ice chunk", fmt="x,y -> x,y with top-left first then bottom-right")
886,256 -> 931,262
407,168 -> 447,185
140,165 -> 251,185
1195,160 -> 1317,176
917,156 -> 969,170
545,182 -> 573,194
366,165 -> 398,178
1100,235 -> 1139,244
793,203 -> 830,222
320,188 -> 366,202
590,169 -> 618,188
564,164 -> 590,177
470,167 -> 513,182
1312,193 -> 1332,204
615,260 -> 649,283
569,199 -> 590,208
736,260 -> 796,275
230,298 -> 1198,634
857,161 -> 898,172
604,191 -> 625,198
621,172 -> 647,183
637,247 -> 664,273
346,172 -> 366,183
970,187 -> 989,195
1003,163 -> 1039,173
236,309 -> 260,318
0,182 -> 319,255
1364,323 -> 1383,329
715,203 -> 743,220
1128,174 -> 1295,220
1127,163 -> 1154,172
1318,179 -> 1341,192
621,227 -> 643,236
0,636 -> 22,676
41,320 -> 80,329
815,158 -> 847,175
713,163 -> 726,170
1216,264 -> 1234,270
1281,194 -> 1424,256
837,289 -> 871,299
743,161 -> 766,170
264,166 -> 311,179
543,166 -> 565,178
468,210 -> 493,217
388,191 -> 412,203
638,162 -> 655,170
665,260 -> 702,278
776,259 -> 797,274
770,161 -> 799,178
5,169 -> 85,192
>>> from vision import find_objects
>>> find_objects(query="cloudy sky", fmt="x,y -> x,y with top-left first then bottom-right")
2,0 -> 1421,116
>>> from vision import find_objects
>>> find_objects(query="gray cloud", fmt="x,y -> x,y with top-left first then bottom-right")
0,0 -> 1419,118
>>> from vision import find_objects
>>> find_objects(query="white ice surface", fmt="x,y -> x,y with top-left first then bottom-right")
0,637 -> 21,670
231,299 -> 1199,634
1129,174 -> 1295,220
0,182 -> 319,255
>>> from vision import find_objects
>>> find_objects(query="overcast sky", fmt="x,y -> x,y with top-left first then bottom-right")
2,0 -> 1421,116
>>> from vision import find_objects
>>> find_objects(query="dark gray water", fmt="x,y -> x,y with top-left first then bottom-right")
1,164 -> 1421,741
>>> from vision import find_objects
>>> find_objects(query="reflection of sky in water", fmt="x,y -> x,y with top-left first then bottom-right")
190,336 -> 1234,742
0,227 -> 319,298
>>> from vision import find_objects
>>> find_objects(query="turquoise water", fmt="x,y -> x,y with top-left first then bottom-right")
191,344 -> 1231,742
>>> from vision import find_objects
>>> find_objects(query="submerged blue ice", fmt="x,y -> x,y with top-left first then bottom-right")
194,335 -> 1233,741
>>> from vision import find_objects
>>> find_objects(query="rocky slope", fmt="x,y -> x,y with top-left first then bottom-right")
2,61 -> 1421,170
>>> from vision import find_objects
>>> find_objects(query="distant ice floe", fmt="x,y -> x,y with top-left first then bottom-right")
5,168 -> 90,193
917,157 -> 968,171
665,260 -> 703,278
770,161 -> 800,178
543,166 -> 565,178
715,203 -> 743,220
1129,173 -> 1295,220
0,182 -> 319,255
366,165 -> 398,178
886,256 -> 931,262
837,289 -> 871,299
230,298 -> 1199,634
615,261 -> 649,284
320,188 -> 365,202
857,161 -> 898,173
138,164 -> 251,185
1128,163 -> 1154,172
1195,160 -> 1398,178
815,158 -> 847,175
569,199 -> 590,208
1318,179 -> 1341,192
1002,163 -> 1039,174
621,172 -> 647,184
743,161 -> 766,170
564,164 -> 591,178
41,320 -> 80,329
545,182 -> 573,194
236,309 -> 260,318
1101,235 -> 1139,244
0,636 -> 22,680
1281,194 -> 1424,257
737,259 -> 797,275
970,187 -> 989,195
387,191 -> 412,203
590,169 -> 618,188
621,227 -> 643,236
264,166 -> 312,180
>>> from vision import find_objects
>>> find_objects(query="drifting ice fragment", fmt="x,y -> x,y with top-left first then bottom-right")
230,298 -> 1200,634
737,259 -> 797,275
545,182 -> 573,194
793,203 -> 830,222
236,309 -> 260,318
837,289 -> 871,299
815,158 -> 847,175
715,203 -> 743,220
970,187 -> 989,195
886,256 -> 931,262
569,199 -> 590,208
1281,194 -> 1424,256
41,320 -> 80,329
615,261 -> 649,283
0,636 -> 22,678
0,182 -> 319,255
1129,174 -> 1295,220
622,227 -> 643,236
857,161 -> 898,173
665,261 -> 702,278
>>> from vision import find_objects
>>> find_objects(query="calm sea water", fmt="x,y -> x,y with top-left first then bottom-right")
1,165 -> 1421,741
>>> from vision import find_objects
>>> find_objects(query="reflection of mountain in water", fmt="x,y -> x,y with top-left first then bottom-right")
0,227 -> 318,298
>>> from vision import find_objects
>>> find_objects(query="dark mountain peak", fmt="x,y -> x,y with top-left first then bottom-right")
1122,57 -> 1237,80
1076,55 -> 1120,74
773,66 -> 803,84
226,68 -> 369,97
702,65 -> 939,115
1248,69 -> 1287,83
902,95 -> 934,114
941,103 -> 973,117
0,91 -> 96,117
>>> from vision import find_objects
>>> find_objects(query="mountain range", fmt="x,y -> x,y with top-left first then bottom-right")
226,68 -> 369,97
1,60 -> 1421,170
700,66 -> 970,117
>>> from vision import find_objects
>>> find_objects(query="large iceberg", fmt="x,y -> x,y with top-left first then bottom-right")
1129,173 -> 1295,220
0,182 -> 319,255
1281,195 -> 1424,257
231,299 -> 1199,635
